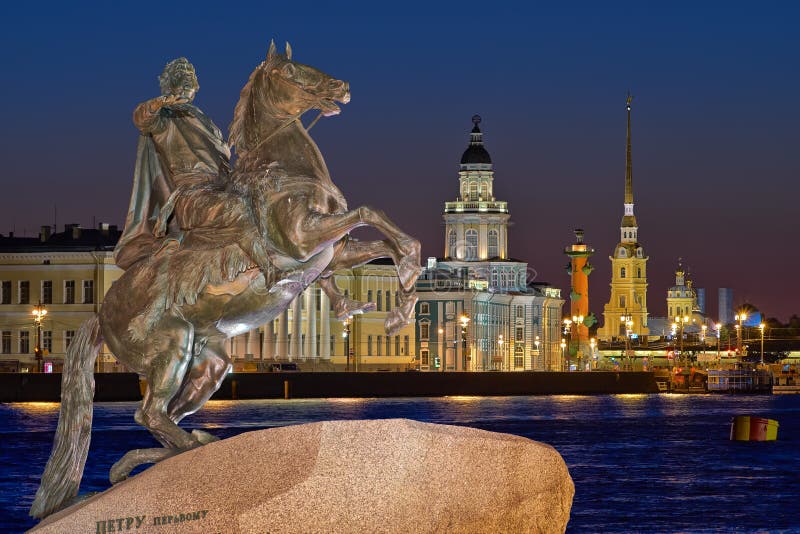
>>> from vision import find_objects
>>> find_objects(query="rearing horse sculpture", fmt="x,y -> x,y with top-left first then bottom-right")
30,42 -> 422,519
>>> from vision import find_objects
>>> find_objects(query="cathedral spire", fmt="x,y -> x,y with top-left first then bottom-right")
625,93 -> 633,205
620,93 -> 638,239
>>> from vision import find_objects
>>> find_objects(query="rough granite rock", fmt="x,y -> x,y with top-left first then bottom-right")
30,419 -> 574,534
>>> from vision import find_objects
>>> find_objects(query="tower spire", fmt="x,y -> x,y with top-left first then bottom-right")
625,93 -> 633,205
620,93 -> 638,237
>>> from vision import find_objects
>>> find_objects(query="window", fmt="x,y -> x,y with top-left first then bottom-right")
19,281 -> 30,304
465,229 -> 478,260
369,290 -> 375,309
377,335 -> 382,356
330,335 -> 335,355
404,335 -> 409,355
64,330 -> 75,351
367,335 -> 373,355
469,183 -> 478,200
488,230 -> 499,258
419,302 -> 430,315
395,292 -> 400,307
42,281 -> 53,305
514,345 -> 524,368
619,295 -> 626,308
82,280 -> 94,304
385,291 -> 391,312
420,322 -> 430,340
20,331 -> 30,353
395,336 -> 400,356
620,267 -> 626,279
376,290 -> 382,311
480,183 -> 488,199
1,331 -> 10,353
448,230 -> 456,256
637,267 -> 642,278
0,281 -> 10,304
42,331 -> 52,353
445,302 -> 454,316
386,336 -> 390,356
516,326 -> 524,342
491,268 -> 498,287
669,307 -> 673,318
421,349 -> 429,366
64,280 -> 75,304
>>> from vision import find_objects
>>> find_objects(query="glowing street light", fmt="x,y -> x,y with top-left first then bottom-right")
734,312 -> 748,354
560,338 -> 567,371
759,323 -> 765,366
460,314 -> 470,371
590,337 -> 596,370
715,323 -> 722,361
32,302 -> 47,373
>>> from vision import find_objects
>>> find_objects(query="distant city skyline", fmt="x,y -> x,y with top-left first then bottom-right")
1,2 -> 798,320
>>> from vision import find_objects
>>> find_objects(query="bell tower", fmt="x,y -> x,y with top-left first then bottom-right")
598,95 -> 649,341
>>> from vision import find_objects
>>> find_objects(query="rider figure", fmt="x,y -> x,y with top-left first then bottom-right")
115,58 -> 231,269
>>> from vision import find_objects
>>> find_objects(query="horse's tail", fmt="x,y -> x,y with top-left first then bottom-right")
30,314 -> 103,519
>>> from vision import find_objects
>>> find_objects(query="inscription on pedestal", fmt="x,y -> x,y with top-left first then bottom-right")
94,510 -> 208,532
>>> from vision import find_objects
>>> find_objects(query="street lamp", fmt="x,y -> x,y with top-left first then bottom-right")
460,314 -> 470,372
497,334 -> 504,371
715,323 -> 722,362
589,337 -> 596,370
32,302 -> 47,373
734,312 -> 747,355
342,316 -> 351,372
701,325 -> 707,355
560,338 -> 567,371
572,314 -> 584,370
534,335 -> 541,370
562,318 -> 572,371
675,315 -> 689,367
759,323 -> 765,366
620,314 -> 633,370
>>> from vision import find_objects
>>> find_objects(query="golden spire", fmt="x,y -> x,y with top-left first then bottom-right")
625,92 -> 633,205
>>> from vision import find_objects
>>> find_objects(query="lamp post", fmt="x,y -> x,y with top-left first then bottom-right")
701,325 -> 707,356
734,313 -> 747,355
534,335 -> 541,370
759,323 -> 765,366
675,315 -> 689,368
497,334 -> 504,371
562,318 -> 572,371
342,316 -> 351,372
620,314 -> 633,370
32,302 -> 47,373
572,314 -> 584,371
560,338 -> 566,371
715,323 -> 722,362
438,327 -> 444,373
589,337 -> 596,370
460,314 -> 470,372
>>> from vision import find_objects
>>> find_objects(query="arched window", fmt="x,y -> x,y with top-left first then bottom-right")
480,183 -> 488,199
637,267 -> 642,278
487,229 -> 499,258
514,345 -> 524,368
620,267 -> 626,278
469,183 -> 478,200
376,290 -> 382,311
385,290 -> 391,312
465,229 -> 478,260
448,230 -> 456,257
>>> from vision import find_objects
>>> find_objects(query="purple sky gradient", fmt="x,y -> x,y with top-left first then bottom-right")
1,2 -> 798,321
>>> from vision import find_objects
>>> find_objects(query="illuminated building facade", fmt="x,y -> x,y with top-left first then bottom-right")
598,96 -> 650,341
416,116 -> 564,371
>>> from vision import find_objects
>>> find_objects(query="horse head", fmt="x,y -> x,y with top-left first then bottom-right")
230,41 -> 350,155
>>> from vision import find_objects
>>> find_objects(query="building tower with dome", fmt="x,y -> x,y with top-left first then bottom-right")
415,116 -> 564,372
598,96 -> 650,341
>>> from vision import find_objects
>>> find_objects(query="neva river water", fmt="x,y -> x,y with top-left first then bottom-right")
2,394 -> 799,533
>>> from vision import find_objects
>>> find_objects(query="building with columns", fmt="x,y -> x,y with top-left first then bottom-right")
415,116 -> 564,371
0,227 -> 415,373
230,259 -> 416,372
598,96 -> 650,341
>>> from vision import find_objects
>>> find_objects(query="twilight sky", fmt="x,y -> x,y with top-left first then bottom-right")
1,1 -> 798,321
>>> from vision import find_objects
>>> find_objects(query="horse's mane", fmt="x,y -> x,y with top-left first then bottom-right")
228,59 -> 268,154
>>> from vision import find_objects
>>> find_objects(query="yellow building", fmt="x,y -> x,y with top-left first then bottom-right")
667,262 -> 701,322
0,225 -> 414,373
0,224 -> 124,372
598,96 -> 649,341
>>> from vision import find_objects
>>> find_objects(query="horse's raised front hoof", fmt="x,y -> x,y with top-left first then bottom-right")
333,298 -> 376,320
192,429 -> 219,444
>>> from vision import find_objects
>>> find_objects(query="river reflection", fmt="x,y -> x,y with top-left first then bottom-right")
3,394 -> 799,533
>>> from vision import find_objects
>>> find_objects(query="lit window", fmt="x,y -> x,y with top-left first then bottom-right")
419,302 -> 430,314
64,280 -> 75,304
488,230 -> 499,258
465,229 -> 478,260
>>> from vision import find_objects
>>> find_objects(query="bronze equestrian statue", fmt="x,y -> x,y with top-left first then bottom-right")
30,41 -> 421,519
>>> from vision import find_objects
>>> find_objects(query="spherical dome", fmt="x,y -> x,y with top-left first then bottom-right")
460,144 -> 492,164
